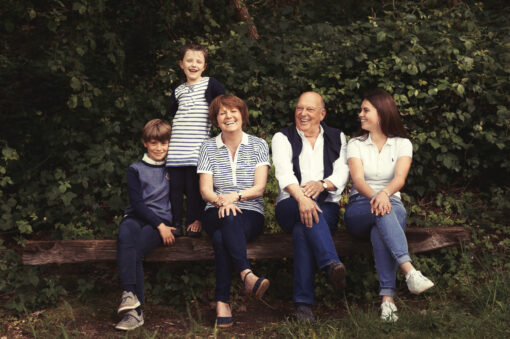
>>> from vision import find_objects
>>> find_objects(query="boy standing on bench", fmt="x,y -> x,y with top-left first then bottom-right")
115,119 -> 176,331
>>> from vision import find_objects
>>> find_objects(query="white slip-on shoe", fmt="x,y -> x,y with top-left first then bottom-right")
380,300 -> 398,322
406,270 -> 435,294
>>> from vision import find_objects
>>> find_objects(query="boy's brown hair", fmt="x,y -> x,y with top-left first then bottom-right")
142,119 -> 172,142
180,44 -> 208,64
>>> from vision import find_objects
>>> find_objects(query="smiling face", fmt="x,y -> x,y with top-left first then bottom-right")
217,105 -> 243,133
179,50 -> 206,85
143,139 -> 169,162
295,92 -> 326,135
359,99 -> 381,133
217,106 -> 243,132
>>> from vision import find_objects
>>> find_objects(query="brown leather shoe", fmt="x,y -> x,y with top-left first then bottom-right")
328,262 -> 347,290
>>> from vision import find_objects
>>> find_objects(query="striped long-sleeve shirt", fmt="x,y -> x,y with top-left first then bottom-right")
166,77 -> 224,167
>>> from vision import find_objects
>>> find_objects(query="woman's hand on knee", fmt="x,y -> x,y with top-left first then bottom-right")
218,204 -> 242,218
370,192 -> 392,216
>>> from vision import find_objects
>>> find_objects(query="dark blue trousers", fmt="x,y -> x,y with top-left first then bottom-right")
117,217 -> 162,304
275,197 -> 340,305
168,166 -> 205,227
202,208 -> 264,303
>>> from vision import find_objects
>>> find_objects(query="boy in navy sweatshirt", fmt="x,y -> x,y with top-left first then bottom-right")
115,119 -> 176,331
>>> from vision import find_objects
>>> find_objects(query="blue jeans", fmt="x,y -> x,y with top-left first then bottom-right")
344,194 -> 411,296
275,197 -> 340,305
117,217 -> 163,304
202,208 -> 264,303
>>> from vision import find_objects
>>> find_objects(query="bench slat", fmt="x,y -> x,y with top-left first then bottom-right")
22,227 -> 470,265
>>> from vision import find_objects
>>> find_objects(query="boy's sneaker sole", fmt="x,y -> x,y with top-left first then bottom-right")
117,291 -> 141,314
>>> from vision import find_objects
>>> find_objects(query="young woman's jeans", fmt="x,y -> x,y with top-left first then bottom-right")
202,208 -> 264,303
275,197 -> 341,305
117,217 -> 163,304
344,194 -> 411,296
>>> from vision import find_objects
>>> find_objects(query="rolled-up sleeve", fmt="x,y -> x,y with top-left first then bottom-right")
271,132 -> 299,190
197,141 -> 213,174
325,132 -> 349,194
255,139 -> 271,168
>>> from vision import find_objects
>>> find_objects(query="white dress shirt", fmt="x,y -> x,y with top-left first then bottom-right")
272,126 -> 349,204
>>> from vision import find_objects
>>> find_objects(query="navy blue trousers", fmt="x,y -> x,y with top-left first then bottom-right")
168,166 -> 205,227
117,217 -> 162,304
202,208 -> 264,302
276,197 -> 340,305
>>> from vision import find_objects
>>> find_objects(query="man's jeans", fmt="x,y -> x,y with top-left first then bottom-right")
344,194 -> 411,296
203,208 -> 264,303
276,197 -> 340,305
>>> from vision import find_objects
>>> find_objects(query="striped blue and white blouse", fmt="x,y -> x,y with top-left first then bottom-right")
166,77 -> 212,167
197,132 -> 270,215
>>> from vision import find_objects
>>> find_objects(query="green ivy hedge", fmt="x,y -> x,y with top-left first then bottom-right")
1,0 -> 509,313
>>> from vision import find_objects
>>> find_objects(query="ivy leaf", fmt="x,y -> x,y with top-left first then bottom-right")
376,31 -> 386,42
456,84 -> 465,96
70,76 -> 82,91
67,95 -> 78,109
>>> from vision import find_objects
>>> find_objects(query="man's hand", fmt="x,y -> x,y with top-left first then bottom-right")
301,180 -> 325,200
297,196 -> 323,227
157,223 -> 176,245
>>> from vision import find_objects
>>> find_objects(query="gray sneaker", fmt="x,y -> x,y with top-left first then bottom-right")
115,309 -> 144,331
117,291 -> 141,314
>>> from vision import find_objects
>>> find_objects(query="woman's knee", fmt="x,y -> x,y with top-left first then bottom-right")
220,214 -> 240,228
211,230 -> 225,249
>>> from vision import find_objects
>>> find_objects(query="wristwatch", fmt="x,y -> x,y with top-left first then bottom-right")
320,180 -> 328,190
237,192 -> 242,202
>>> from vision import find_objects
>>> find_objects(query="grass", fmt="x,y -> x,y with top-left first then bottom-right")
2,268 -> 510,338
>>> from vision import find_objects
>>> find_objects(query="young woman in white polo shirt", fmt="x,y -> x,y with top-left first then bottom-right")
344,88 -> 434,322
197,94 -> 271,328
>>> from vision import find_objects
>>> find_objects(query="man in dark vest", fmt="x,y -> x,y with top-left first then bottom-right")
272,91 -> 349,322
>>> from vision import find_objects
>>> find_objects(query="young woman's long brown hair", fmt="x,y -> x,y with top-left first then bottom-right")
357,88 -> 409,140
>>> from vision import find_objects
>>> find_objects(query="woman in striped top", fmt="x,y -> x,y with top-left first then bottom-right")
197,95 -> 270,328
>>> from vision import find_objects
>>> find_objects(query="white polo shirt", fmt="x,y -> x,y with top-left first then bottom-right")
272,126 -> 349,204
346,134 -> 412,198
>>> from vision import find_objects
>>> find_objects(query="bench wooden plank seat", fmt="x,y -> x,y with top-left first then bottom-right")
22,227 -> 470,265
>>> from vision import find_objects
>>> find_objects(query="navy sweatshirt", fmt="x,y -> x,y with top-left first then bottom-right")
124,155 -> 173,227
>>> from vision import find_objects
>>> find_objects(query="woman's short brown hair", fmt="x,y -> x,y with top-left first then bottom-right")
209,94 -> 249,130
142,119 -> 172,142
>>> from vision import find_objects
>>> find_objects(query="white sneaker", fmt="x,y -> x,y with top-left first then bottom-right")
380,300 -> 398,322
406,270 -> 434,294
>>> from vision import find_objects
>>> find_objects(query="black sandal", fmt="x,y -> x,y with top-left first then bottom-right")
243,271 -> 270,299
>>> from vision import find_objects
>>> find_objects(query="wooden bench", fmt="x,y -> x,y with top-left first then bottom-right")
22,227 -> 470,265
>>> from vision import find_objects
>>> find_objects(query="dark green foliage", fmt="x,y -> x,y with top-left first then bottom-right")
0,0 -> 509,313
